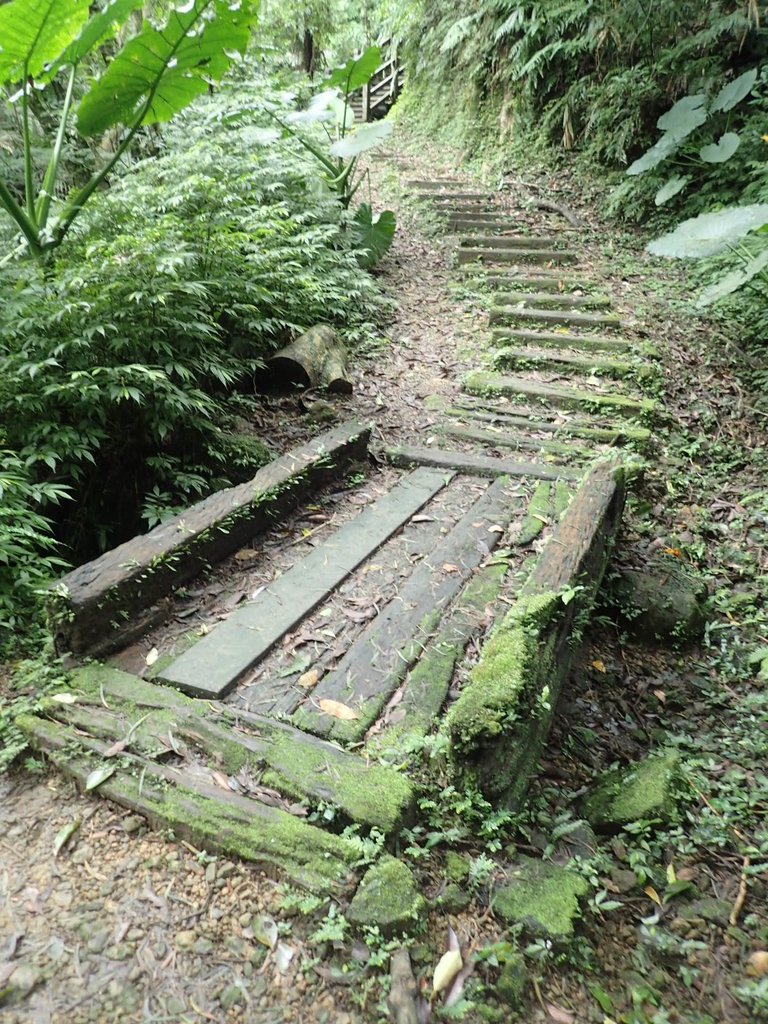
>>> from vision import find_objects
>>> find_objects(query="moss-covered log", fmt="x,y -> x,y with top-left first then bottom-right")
268,325 -> 352,393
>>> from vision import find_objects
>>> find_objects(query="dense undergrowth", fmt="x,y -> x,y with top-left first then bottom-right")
0,62 -> 388,650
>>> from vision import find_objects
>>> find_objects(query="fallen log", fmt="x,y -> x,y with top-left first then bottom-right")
268,324 -> 352,393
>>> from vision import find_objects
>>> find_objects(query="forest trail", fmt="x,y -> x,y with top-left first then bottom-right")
2,143 -> 671,1022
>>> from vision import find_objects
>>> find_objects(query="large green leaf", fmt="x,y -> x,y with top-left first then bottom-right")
654,175 -> 690,207
696,249 -> 768,307
648,204 -> 768,259
76,0 -> 257,137
45,0 -> 146,79
0,0 -> 89,83
626,132 -> 681,176
699,132 -> 740,164
656,94 -> 708,136
351,203 -> 396,268
330,120 -> 393,159
320,46 -> 381,96
710,68 -> 757,114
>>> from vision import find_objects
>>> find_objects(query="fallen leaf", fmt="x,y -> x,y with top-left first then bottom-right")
488,524 -> 505,534
298,669 -> 320,689
664,546 -> 682,558
546,1004 -> 575,1024
211,771 -> 232,791
275,941 -> 294,973
318,699 -> 359,721
666,863 -> 677,885
746,951 -> 768,977
85,765 -> 116,792
644,885 -> 662,906
50,693 -> 78,704
653,689 -> 666,703
53,818 -> 81,857
412,514 -> 435,523
145,647 -> 159,667
442,563 -> 459,574
102,737 -> 129,758
252,914 -> 278,949
432,949 -> 462,995
234,547 -> 259,563
591,659 -> 606,673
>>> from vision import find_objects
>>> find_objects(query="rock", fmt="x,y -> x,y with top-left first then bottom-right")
87,929 -> 110,954
583,750 -> 681,831
444,851 -> 471,882
493,856 -> 588,938
496,951 -> 527,1006
347,856 -> 426,936
607,559 -> 706,642
611,868 -> 638,893
174,930 -> 197,950
6,963 -> 41,1000
433,882 -> 470,914
678,897 -> 730,925
193,937 -> 214,955
122,814 -> 145,834
305,400 -> 338,425
205,861 -> 217,884
219,984 -> 244,1010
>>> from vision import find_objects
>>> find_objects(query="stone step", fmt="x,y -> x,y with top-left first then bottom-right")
418,190 -> 491,201
491,292 -> 612,310
404,179 -> 468,189
460,268 -> 590,290
464,372 -> 657,420
438,421 -> 593,459
489,306 -> 623,331
291,477 -> 527,742
458,247 -> 577,266
493,346 -> 644,380
490,327 -> 634,354
157,467 -> 452,699
445,400 -> 654,447
446,219 -> 521,233
461,235 -> 558,250
386,444 -> 581,480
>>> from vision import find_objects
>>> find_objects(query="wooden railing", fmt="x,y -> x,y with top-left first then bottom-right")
350,40 -> 404,122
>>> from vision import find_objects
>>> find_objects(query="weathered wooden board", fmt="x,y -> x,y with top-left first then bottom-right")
439,422 -> 592,459
461,235 -> 557,250
445,402 -> 654,447
386,444 -> 580,481
489,306 -> 622,330
464,372 -> 658,419
292,477 -> 526,741
493,346 -> 641,380
157,467 -> 452,698
490,327 -> 633,353
48,421 -> 371,659
458,247 -> 577,266
491,292 -> 611,310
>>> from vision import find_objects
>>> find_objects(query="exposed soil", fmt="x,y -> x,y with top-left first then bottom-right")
2,131 -> 767,1024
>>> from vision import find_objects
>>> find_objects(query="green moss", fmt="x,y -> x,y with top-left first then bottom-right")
496,951 -> 527,1005
446,592 -> 560,754
445,851 -> 471,882
516,481 -> 552,546
494,856 -> 589,937
583,751 -> 682,829
346,855 -> 426,935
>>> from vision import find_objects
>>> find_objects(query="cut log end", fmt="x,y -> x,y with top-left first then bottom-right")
268,325 -> 352,393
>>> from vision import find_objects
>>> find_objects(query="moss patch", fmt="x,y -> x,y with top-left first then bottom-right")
346,856 -> 426,936
494,856 -> 589,938
582,750 -> 682,830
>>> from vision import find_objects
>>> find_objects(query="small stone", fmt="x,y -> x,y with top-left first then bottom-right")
219,984 -> 244,1010
607,559 -> 706,642
7,963 -> 41,998
174,930 -> 197,950
87,929 -> 110,954
494,856 -> 588,938
611,868 -> 638,893
193,938 -> 214,955
122,815 -> 145,834
238,911 -> 251,927
165,996 -> 186,1015
679,897 -> 730,925
433,882 -> 470,914
583,751 -> 681,831
347,856 -> 426,936
305,400 -> 338,425
70,845 -> 92,866
496,951 -> 527,1006
205,861 -> 217,884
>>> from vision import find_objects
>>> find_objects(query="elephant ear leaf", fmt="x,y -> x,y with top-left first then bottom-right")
321,45 -> 381,95
0,0 -> 89,83
76,0 -> 257,137
45,0 -> 146,79
351,203 -> 396,268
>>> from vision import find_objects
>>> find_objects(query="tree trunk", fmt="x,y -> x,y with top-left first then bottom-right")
268,325 -> 352,394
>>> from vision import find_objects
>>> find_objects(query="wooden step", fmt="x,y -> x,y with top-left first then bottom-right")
157,467 -> 452,699
489,306 -> 623,331
490,327 -> 633,354
445,401 -> 654,447
461,235 -> 558,250
404,179 -> 467,189
458,248 -> 577,266
419,190 -> 490,201
439,422 -> 593,459
460,269 -> 590,290
464,372 -> 657,419
491,292 -> 611,310
386,444 -> 581,480
291,477 -> 527,741
492,346 -> 642,380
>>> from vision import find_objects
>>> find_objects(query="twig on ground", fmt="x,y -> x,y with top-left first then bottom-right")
388,948 -> 420,1024
530,197 -> 586,229
729,855 -> 751,927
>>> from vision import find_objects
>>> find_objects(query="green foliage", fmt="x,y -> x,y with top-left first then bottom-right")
351,202 -> 396,267
0,0 -> 257,256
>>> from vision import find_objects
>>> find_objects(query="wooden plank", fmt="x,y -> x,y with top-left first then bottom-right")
464,372 -> 658,419
491,292 -> 611,310
292,477 -> 526,741
438,422 -> 592,459
42,665 -> 413,833
444,403 -> 654,447
458,248 -> 577,266
489,306 -> 622,330
18,713 -> 360,893
493,347 -> 642,380
490,327 -> 633,353
386,444 -> 580,481
460,235 -> 557,250
157,467 -> 452,699
48,420 -> 371,659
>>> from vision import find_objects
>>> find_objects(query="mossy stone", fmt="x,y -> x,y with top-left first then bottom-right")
608,560 -> 706,642
445,851 -> 471,883
347,856 -> 426,936
496,951 -> 527,1006
583,750 -> 681,831
433,882 -> 471,914
494,856 -> 588,938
